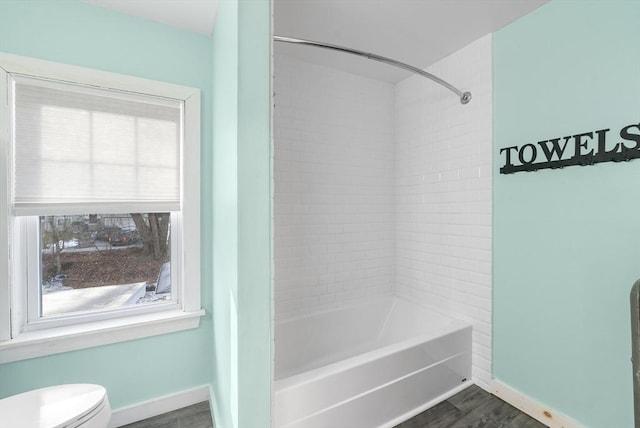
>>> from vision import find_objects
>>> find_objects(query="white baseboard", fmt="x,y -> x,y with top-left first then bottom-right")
489,379 -> 580,428
109,385 -> 210,427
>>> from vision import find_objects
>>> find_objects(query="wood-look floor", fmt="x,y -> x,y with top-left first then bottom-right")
119,401 -> 213,428
119,385 -> 545,428
395,385 -> 547,428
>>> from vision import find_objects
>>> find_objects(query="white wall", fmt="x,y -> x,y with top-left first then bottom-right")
395,34 -> 492,387
273,53 -> 395,320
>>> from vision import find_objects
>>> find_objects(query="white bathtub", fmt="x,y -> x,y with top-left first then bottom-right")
274,296 -> 472,428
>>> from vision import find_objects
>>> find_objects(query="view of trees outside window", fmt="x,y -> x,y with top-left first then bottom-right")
40,213 -> 171,317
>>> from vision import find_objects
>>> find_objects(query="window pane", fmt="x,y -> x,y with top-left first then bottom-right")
40,213 -> 171,317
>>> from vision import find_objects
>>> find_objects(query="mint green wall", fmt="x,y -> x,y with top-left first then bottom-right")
211,0 -> 239,425
236,0 -> 272,425
0,0 -> 214,410
211,0 -> 272,427
493,2 -> 640,427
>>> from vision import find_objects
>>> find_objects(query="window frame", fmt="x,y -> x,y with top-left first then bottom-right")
0,53 -> 203,364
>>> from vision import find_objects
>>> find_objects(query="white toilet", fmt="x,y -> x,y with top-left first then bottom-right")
0,384 -> 111,428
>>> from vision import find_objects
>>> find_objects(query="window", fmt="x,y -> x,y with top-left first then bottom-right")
0,53 -> 202,363
34,213 -> 174,320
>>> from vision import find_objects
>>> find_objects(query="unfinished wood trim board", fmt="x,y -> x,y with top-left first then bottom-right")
489,379 -> 581,428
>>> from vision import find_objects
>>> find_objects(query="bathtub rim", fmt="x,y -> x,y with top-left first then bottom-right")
275,321 -> 470,391
275,296 -> 471,389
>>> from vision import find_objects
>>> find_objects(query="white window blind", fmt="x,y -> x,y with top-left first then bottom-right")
11,75 -> 182,216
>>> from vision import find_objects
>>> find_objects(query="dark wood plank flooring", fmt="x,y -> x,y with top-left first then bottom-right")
395,385 -> 546,428
120,401 -> 213,428
119,385 -> 545,428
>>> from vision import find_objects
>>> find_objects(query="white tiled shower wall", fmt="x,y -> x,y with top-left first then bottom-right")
273,54 -> 396,320
274,34 -> 492,387
395,34 -> 492,387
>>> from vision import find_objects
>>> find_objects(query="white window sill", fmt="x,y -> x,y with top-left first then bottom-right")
0,308 -> 205,364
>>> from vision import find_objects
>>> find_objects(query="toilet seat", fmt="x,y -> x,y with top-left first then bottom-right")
0,384 -> 110,428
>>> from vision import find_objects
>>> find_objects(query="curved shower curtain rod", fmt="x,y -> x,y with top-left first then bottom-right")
274,35 -> 472,105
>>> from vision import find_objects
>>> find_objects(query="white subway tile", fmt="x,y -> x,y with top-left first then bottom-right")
395,34 -> 492,386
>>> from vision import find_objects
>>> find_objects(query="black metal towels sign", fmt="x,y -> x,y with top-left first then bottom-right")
499,122 -> 640,174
